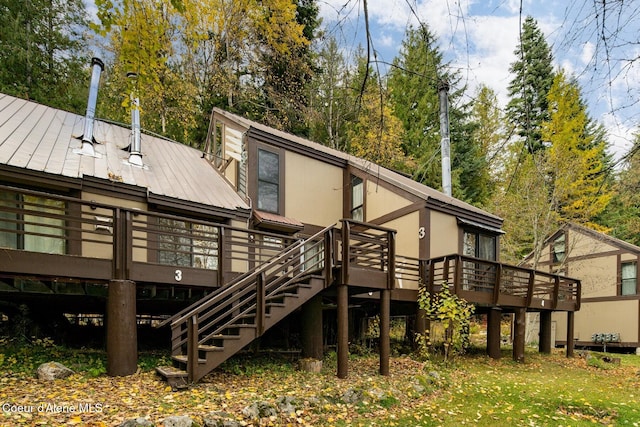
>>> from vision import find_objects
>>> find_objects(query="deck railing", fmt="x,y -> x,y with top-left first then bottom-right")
0,184 -> 296,285
394,254 -> 581,311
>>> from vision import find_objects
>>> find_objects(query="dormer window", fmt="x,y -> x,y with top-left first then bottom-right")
553,234 -> 566,263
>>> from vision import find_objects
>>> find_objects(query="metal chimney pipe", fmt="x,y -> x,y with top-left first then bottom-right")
438,79 -> 452,197
128,96 -> 143,167
81,57 -> 105,157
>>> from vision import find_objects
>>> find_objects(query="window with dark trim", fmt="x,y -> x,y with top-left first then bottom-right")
350,175 -> 364,221
621,262 -> 637,296
463,229 -> 496,261
157,218 -> 218,269
552,234 -> 566,263
0,191 -> 66,254
257,148 -> 280,214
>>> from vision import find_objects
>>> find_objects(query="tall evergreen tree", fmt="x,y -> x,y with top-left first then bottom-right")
597,137 -> 640,246
0,0 -> 89,112
387,25 -> 487,205
494,70 -> 611,265
506,16 -> 555,154
307,36 -> 354,151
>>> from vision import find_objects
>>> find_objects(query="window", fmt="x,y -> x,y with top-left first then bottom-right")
621,262 -> 637,296
463,230 -> 496,261
351,175 -> 364,221
257,148 -> 280,213
0,191 -> 65,254
552,234 -> 566,263
157,218 -> 218,269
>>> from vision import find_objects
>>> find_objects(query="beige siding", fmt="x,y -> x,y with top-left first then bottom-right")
429,210 -> 459,257
80,192 -> 148,261
568,255 -> 618,298
379,211 -> 420,258
284,151 -> 343,225
554,300 -> 639,343
568,231 -> 618,258
365,181 -> 412,222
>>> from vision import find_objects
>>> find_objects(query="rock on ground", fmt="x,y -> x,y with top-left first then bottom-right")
36,362 -> 74,381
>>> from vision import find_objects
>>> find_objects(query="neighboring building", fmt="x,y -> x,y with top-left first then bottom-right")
0,63 -> 580,383
523,223 -> 640,351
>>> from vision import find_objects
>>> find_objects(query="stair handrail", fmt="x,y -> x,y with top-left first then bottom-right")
165,223 -> 337,329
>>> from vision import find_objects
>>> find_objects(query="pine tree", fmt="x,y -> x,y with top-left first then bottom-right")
0,0 -> 89,112
506,16 -> 555,154
307,36 -> 354,151
387,25 -> 488,205
494,70 -> 612,265
597,138 -> 640,246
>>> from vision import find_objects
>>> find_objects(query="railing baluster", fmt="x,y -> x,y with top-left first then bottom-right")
187,314 -> 198,382
256,272 -> 266,337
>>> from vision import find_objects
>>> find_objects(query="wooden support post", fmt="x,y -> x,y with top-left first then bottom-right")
566,311 -> 575,358
487,308 -> 502,359
301,295 -> 323,360
539,311 -> 552,354
379,289 -> 390,376
337,284 -> 349,379
513,308 -> 526,363
106,279 -> 137,377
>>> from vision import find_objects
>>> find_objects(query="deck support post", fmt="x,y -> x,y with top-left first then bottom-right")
513,308 -> 526,363
539,311 -> 552,354
379,289 -> 390,376
337,284 -> 349,379
301,295 -> 323,360
487,308 -> 502,359
106,279 -> 137,376
566,311 -> 575,358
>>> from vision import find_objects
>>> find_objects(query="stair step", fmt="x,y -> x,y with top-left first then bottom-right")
156,365 -> 188,378
267,292 -> 299,300
172,354 -> 206,364
210,334 -> 241,340
156,365 -> 188,389
199,344 -> 224,352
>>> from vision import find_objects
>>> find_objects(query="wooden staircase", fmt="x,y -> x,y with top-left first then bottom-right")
156,225 -> 335,387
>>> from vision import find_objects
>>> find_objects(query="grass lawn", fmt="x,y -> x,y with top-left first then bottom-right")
1,339 -> 639,426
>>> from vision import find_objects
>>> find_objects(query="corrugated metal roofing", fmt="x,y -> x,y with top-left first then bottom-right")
212,108 -> 502,224
0,93 -> 250,216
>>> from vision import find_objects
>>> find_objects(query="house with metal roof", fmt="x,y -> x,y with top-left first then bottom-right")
522,223 -> 640,352
0,60 -> 581,384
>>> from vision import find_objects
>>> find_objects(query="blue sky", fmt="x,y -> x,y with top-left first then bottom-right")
318,0 -> 639,162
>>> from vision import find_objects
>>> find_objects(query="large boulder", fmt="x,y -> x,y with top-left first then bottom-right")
163,415 -> 193,427
36,362 -> 74,380
119,418 -> 154,427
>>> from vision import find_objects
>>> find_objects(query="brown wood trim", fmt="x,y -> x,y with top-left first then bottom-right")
0,250 -> 112,280
366,201 -> 423,227
346,267 -> 387,289
536,249 -> 629,268
420,207 -> 430,260
0,165 -> 82,192
247,127 -> 347,168
581,294 -> 640,303
129,262 -> 220,287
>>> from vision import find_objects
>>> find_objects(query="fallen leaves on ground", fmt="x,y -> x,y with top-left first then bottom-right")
1,350 -> 640,426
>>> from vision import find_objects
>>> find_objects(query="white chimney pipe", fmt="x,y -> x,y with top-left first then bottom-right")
438,80 -> 452,197
81,57 -> 105,157
128,96 -> 143,167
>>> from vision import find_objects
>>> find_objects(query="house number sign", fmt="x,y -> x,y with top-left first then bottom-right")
418,227 -> 426,239
174,269 -> 183,282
